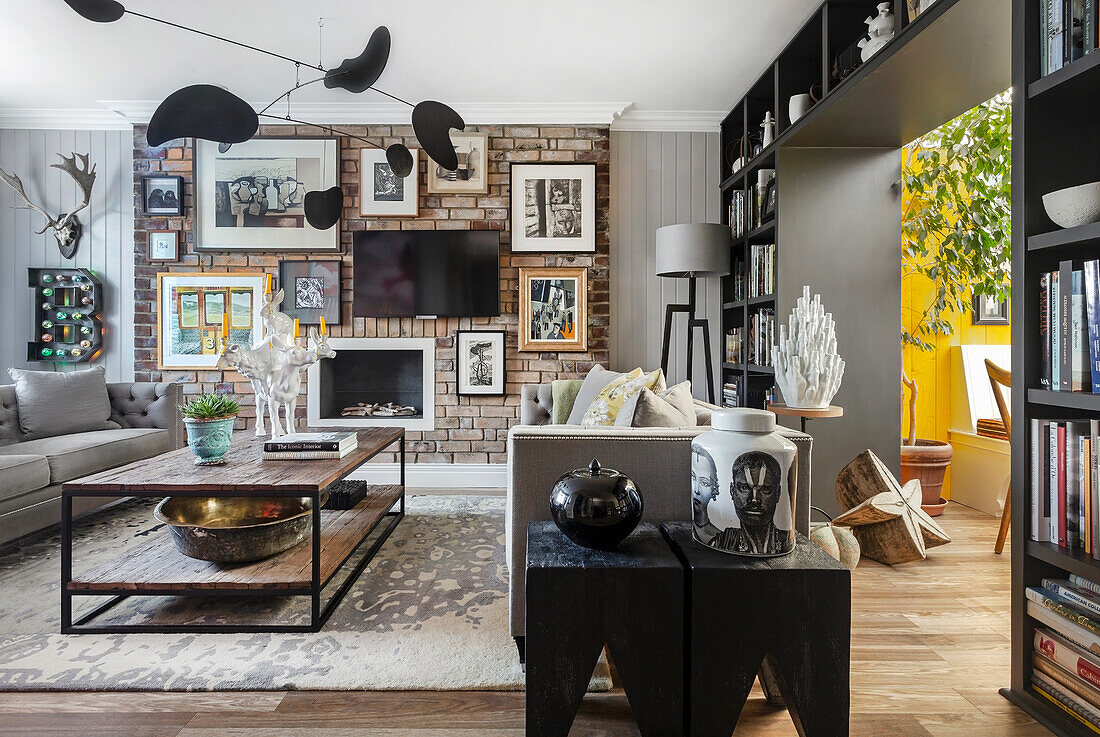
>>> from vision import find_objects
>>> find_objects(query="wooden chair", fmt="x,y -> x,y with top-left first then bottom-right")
986,359 -> 1012,554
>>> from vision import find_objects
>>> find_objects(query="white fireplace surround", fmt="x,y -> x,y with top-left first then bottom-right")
307,337 -> 436,432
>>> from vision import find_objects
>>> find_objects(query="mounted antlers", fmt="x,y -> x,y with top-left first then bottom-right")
0,152 -> 97,259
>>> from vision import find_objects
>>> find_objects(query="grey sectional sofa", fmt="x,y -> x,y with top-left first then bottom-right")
506,383 -> 813,652
0,382 -> 183,546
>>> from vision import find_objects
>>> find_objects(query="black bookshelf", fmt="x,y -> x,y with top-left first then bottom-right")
1004,2 -> 1100,735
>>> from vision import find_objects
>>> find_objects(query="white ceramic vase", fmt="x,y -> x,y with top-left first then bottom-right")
690,408 -> 797,557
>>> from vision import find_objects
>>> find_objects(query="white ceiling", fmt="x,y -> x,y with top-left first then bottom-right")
0,0 -> 821,129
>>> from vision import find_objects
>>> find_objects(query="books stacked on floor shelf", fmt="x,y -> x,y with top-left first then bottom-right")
1030,419 -> 1100,555
725,328 -> 744,363
748,308 -> 775,367
749,243 -> 776,298
1040,0 -> 1098,77
1029,574 -> 1100,732
723,378 -> 743,408
1038,261 -> 1100,393
263,432 -> 358,460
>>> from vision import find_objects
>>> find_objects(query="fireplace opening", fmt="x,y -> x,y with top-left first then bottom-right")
318,349 -> 424,420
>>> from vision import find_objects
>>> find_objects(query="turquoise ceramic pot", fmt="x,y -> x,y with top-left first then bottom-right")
183,417 -> 235,466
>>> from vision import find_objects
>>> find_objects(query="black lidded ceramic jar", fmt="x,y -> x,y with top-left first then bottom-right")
549,458 -> 643,550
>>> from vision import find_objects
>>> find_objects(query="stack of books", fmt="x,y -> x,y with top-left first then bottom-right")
722,379 -> 742,408
1038,260 -> 1100,394
263,432 -> 359,461
1030,418 -> 1100,557
1040,0 -> 1098,77
1028,575 -> 1100,730
748,243 -> 776,298
748,308 -> 775,367
976,418 -> 1008,440
729,190 -> 747,238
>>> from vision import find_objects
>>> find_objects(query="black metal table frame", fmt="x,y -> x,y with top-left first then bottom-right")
60,433 -> 405,635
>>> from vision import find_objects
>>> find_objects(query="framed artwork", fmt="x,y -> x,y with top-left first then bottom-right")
456,330 -> 506,396
278,259 -> 342,326
761,178 -> 777,220
427,132 -> 489,194
156,272 -> 265,369
518,267 -> 587,352
141,175 -> 183,216
510,163 -> 597,253
148,230 -> 179,261
359,147 -> 419,217
972,292 -> 1009,325
194,137 -> 339,252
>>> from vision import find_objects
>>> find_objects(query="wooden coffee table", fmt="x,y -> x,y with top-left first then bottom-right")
61,428 -> 405,634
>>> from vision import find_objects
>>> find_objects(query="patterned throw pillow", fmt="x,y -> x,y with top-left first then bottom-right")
580,368 -> 663,427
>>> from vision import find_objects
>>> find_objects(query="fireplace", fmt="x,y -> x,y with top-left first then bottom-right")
307,337 -> 435,431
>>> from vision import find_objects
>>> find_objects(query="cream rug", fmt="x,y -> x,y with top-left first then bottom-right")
0,495 -> 611,691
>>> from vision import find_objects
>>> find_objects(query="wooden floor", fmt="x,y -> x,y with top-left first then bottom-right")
0,504 -> 1047,737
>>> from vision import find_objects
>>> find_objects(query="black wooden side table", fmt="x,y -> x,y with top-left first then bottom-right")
525,521 -> 684,737
663,523 -> 851,737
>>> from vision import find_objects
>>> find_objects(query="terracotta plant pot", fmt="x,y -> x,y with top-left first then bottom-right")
899,439 -> 953,514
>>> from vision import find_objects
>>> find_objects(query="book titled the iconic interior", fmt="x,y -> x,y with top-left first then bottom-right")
263,432 -> 358,453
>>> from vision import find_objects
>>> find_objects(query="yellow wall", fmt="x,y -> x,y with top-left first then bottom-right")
901,151 -> 1011,498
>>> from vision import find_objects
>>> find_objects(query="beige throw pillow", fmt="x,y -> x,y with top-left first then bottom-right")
580,368 -> 663,427
630,381 -> 697,427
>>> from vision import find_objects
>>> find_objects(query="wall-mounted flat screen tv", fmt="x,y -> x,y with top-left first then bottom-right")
352,230 -> 500,317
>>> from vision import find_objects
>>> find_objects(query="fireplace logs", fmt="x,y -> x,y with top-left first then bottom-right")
340,402 -> 418,417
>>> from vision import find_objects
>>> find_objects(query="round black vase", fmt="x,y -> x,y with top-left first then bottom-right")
549,459 -> 643,550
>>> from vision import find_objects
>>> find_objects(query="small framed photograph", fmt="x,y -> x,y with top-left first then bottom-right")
148,230 -> 180,261
427,132 -> 489,194
510,163 -> 597,253
761,178 -> 777,220
278,259 -> 342,326
360,147 -> 419,217
141,175 -> 183,216
156,272 -> 266,369
456,330 -> 506,396
518,266 -> 587,352
972,292 -> 1009,325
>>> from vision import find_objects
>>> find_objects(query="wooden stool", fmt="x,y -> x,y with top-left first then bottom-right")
662,522 -> 851,737
525,522 -> 684,737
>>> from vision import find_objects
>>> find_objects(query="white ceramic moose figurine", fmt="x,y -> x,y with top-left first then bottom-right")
216,288 -> 335,438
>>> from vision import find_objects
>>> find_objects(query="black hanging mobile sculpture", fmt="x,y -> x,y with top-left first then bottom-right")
63,0 -> 466,228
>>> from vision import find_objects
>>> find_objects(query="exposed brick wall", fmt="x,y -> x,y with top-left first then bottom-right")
133,124 -> 610,464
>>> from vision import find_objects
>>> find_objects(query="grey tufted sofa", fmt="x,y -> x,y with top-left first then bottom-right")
506,383 -> 813,653
0,382 -> 183,546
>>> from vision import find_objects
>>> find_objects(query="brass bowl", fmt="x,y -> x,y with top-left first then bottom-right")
153,495 -> 326,563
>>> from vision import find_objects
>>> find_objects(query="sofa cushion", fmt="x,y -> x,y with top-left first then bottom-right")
550,379 -> 584,424
8,366 -> 111,438
0,454 -> 51,502
566,365 -> 629,425
630,382 -> 698,427
581,369 -> 665,427
0,428 -> 170,485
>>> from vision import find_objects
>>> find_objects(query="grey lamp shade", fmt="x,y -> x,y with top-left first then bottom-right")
655,223 -> 731,278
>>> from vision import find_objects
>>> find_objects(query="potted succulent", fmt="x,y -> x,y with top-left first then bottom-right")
179,393 -> 240,466
900,373 -> 952,516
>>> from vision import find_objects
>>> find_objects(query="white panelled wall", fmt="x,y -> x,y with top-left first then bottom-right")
609,130 -> 722,401
0,129 -> 134,382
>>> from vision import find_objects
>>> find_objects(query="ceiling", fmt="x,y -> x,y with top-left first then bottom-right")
0,0 -> 821,128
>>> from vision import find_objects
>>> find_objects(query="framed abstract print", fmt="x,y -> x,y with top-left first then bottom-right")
147,230 -> 179,262
278,259 -> 342,326
518,267 -> 587,352
427,132 -> 489,194
194,137 -> 339,252
455,330 -> 506,396
156,272 -> 265,369
359,147 -> 419,217
510,162 -> 596,252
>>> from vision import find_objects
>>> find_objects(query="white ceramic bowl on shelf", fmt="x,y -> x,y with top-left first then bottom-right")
1042,182 -> 1100,229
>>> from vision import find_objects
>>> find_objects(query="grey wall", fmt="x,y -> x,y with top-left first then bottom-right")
0,129 -> 134,382
609,130 -> 723,400
777,146 -> 902,514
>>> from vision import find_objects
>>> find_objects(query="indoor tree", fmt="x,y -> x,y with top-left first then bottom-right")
901,90 -> 1012,352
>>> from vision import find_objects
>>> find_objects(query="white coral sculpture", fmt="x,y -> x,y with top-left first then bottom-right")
772,285 -> 845,410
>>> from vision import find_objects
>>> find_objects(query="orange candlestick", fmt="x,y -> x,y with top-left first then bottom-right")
319,316 -> 327,336
293,318 -> 300,340
221,312 -> 228,338
265,274 -> 272,294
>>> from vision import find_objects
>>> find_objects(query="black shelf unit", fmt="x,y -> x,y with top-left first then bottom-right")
1005,2 -> 1100,734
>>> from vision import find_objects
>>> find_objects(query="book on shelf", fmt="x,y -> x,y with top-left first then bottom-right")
1028,587 -> 1100,639
1036,627 -> 1100,688
748,308 -> 775,368
1034,655 -> 1100,710
1040,260 -> 1100,393
729,190 -> 747,239
1045,578 -> 1100,618
1076,574 -> 1100,596
748,243 -> 775,299
1033,672 -> 1100,733
1029,599 -> 1100,656
263,432 -> 358,453
1042,0 -> 1099,77
1030,419 -> 1100,556
722,379 -> 742,408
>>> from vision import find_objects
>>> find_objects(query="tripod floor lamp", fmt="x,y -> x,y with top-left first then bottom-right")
656,223 -> 731,405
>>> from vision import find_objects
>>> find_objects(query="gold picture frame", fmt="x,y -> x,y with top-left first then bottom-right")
518,266 -> 587,353
156,272 -> 266,370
